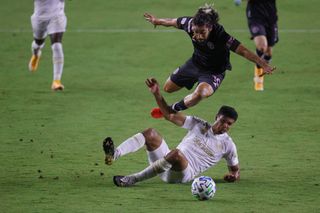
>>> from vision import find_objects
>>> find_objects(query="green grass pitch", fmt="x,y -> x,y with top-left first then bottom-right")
0,0 -> 319,212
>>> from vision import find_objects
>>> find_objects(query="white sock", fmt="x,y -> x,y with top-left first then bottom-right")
32,41 -> 44,56
114,133 -> 145,160
131,158 -> 172,182
51,42 -> 64,81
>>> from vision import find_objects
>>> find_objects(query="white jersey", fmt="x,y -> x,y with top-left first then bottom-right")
33,0 -> 65,19
177,116 -> 239,177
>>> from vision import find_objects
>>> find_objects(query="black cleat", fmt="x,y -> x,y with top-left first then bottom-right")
103,137 -> 114,165
113,175 -> 136,187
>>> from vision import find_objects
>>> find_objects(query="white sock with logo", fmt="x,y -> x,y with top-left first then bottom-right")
131,158 -> 172,182
52,42 -> 64,81
114,133 -> 145,160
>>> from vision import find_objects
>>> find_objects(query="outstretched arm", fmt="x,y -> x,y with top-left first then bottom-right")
144,13 -> 178,28
224,164 -> 240,182
145,78 -> 186,126
235,44 -> 276,76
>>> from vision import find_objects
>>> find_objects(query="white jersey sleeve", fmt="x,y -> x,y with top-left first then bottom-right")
223,138 -> 239,166
182,116 -> 210,131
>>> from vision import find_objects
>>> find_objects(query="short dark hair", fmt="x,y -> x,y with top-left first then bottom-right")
217,105 -> 238,121
193,3 -> 219,27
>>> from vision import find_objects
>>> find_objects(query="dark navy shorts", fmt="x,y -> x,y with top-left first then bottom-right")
248,20 -> 279,46
170,59 -> 226,91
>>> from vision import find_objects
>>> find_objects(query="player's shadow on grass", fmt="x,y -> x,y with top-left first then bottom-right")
214,179 -> 231,184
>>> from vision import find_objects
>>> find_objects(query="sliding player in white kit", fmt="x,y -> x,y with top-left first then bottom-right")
103,78 -> 240,187
28,0 -> 67,91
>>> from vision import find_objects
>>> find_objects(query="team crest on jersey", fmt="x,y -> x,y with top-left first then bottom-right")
251,25 -> 260,34
207,42 -> 215,49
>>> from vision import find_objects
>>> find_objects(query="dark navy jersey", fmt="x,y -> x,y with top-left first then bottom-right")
177,16 -> 240,74
247,0 -> 278,23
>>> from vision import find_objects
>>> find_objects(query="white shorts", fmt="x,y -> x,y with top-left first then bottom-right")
31,13 -> 67,39
147,139 -> 195,183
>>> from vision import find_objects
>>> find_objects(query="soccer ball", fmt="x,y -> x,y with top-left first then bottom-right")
234,0 -> 242,6
191,176 -> 216,201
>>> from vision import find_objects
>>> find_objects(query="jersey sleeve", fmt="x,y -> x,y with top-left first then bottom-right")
182,116 -> 209,131
225,35 -> 241,52
182,116 -> 195,130
176,16 -> 193,33
224,140 -> 239,166
216,24 -> 241,52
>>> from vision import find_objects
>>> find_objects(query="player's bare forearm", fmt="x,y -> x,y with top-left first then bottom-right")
144,13 -> 178,28
155,18 -> 178,27
235,44 -> 266,67
145,78 -> 185,126
235,44 -> 276,75
153,92 -> 186,126
224,164 -> 240,182
153,93 -> 174,118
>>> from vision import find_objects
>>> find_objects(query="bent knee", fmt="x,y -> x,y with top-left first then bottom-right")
163,85 -> 175,93
194,85 -> 214,98
142,128 -> 159,140
166,149 -> 185,162
142,128 -> 163,150
194,90 -> 211,99
163,80 -> 181,93
254,36 -> 268,52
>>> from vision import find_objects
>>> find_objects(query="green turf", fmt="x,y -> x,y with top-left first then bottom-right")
1,0 -> 320,212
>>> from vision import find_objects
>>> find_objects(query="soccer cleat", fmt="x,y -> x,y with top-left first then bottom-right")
103,137 -> 115,165
254,66 -> 264,91
113,175 -> 136,187
151,107 -> 163,119
28,51 -> 41,72
51,80 -> 64,91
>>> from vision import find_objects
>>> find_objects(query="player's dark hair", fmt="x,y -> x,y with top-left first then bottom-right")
193,3 -> 219,27
218,105 -> 238,121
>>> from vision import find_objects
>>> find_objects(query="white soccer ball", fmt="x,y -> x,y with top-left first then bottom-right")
234,0 -> 242,6
191,176 -> 216,201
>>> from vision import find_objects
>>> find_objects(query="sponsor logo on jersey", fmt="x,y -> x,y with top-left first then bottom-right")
194,137 -> 215,157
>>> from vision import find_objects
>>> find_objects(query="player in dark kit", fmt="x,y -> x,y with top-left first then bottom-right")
144,3 -> 275,117
246,0 -> 279,91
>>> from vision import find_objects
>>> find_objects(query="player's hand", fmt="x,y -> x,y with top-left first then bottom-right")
145,78 -> 160,94
224,174 -> 237,182
260,65 -> 276,77
144,13 -> 158,27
